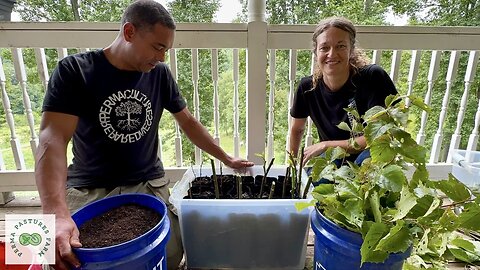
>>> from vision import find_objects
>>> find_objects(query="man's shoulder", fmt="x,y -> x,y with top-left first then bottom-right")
152,62 -> 171,74
58,50 -> 103,69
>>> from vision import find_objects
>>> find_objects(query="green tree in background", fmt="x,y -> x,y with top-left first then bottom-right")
2,0 -> 479,170
237,0 -> 479,163
166,0 -> 223,165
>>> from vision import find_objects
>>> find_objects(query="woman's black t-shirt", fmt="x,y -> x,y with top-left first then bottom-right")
290,64 -> 398,141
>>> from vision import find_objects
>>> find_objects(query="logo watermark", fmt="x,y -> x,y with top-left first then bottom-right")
5,214 -> 55,265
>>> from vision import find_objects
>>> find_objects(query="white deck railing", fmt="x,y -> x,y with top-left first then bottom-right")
0,5 -> 479,199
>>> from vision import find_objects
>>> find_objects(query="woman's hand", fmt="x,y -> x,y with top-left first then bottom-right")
303,142 -> 328,165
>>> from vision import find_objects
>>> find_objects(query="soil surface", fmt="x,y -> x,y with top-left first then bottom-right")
78,203 -> 160,248
186,174 -> 299,199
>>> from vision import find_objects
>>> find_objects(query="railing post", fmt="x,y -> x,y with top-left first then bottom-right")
246,0 -> 267,164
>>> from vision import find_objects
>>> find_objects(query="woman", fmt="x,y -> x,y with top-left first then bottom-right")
289,16 -> 397,168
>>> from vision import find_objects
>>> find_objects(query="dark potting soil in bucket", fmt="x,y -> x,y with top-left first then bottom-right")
311,209 -> 411,270
71,193 -> 170,270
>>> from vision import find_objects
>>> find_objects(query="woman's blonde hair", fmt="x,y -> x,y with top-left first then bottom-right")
311,17 -> 370,89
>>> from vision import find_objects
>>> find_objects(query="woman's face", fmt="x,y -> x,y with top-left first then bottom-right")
315,27 -> 352,78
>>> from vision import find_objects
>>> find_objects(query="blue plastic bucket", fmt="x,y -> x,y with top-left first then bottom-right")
311,209 -> 410,270
71,193 -> 170,270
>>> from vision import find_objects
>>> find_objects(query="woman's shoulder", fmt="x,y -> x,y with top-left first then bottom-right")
358,64 -> 389,77
298,75 -> 314,90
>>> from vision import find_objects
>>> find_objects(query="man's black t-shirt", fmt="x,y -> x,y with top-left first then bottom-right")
43,50 -> 186,188
290,64 -> 397,141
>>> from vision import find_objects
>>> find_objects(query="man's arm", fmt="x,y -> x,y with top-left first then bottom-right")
35,111 -> 82,269
173,107 -> 253,168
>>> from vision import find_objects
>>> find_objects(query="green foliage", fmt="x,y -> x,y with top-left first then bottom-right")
168,0 -> 220,23
301,95 -> 480,268
4,0 -> 480,171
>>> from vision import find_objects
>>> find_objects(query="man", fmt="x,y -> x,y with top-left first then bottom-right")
35,1 -> 253,269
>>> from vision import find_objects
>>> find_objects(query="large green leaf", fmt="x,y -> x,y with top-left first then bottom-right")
295,200 -> 315,211
392,186 -> 417,221
439,208 -> 459,231
334,165 -> 355,181
370,135 -> 396,163
377,165 -> 406,192
404,254 -> 428,269
423,197 -> 442,217
336,177 -> 360,199
410,164 -> 429,188
448,248 -> 479,263
337,121 -> 351,132
369,190 -> 382,223
428,231 -> 449,256
331,147 -> 348,162
450,238 -> 478,254
408,195 -> 434,218
389,107 -> 409,127
448,238 -> 480,263
456,202 -> 480,230
431,174 -> 471,202
416,228 -> 433,255
375,220 -> 411,253
312,184 -> 335,195
360,222 -> 389,264
408,95 -> 431,113
391,129 -> 426,163
364,121 -> 394,145
385,94 -> 400,108
338,198 -> 364,229
418,208 -> 444,226
309,156 -> 328,181
364,106 -> 387,123
344,107 -> 361,120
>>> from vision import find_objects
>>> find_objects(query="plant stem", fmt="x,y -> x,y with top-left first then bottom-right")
269,181 -> 276,199
288,151 -> 297,199
297,147 -> 304,198
441,198 -> 475,208
211,159 -> 219,199
302,176 -> 313,199
259,158 -> 275,198
236,175 -> 242,199
369,191 -> 382,223
282,167 -> 289,199
188,181 -> 193,199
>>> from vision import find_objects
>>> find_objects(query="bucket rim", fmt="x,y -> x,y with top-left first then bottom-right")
72,193 -> 168,251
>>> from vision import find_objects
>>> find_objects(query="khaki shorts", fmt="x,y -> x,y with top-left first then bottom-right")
43,177 -> 183,270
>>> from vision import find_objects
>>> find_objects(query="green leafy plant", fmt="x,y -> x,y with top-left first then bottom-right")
297,95 -> 480,269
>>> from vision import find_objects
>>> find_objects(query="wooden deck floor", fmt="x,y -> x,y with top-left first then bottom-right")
0,195 -> 475,270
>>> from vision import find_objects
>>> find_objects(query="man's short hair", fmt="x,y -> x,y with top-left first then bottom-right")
121,0 -> 176,31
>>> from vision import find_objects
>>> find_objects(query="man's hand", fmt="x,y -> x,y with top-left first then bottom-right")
224,156 -> 254,169
53,216 -> 82,270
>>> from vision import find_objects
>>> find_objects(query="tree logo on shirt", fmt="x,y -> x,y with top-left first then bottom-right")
99,89 -> 153,143
116,101 -> 142,131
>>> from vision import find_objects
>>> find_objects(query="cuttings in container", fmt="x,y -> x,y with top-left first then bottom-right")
78,204 -> 160,248
185,172 -> 300,199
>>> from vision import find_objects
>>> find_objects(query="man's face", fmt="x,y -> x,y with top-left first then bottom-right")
125,22 -> 175,72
